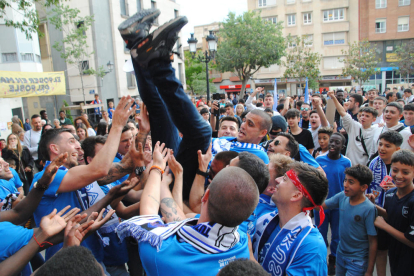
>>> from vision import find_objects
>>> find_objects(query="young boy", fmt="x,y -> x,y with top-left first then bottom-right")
313,127 -> 333,158
368,130 -> 403,206
107,101 -> 115,119
309,97 -> 329,150
286,109 -> 315,155
370,150 -> 414,276
373,96 -> 387,126
402,103 -> 414,131
316,132 -> 352,275
322,164 -> 377,276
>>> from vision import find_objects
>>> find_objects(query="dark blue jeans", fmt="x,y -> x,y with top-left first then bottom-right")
132,59 -> 211,200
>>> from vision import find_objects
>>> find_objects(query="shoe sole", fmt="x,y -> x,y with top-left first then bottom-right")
118,8 -> 161,34
133,16 -> 188,67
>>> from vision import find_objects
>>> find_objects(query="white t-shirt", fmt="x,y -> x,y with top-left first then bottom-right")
23,129 -> 41,160
87,128 -> 96,137
373,123 -> 413,151
342,113 -> 378,165
373,114 -> 384,126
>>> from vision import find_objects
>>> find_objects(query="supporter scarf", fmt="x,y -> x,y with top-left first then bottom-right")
0,193 -> 19,211
299,118 -> 311,129
368,156 -> 390,207
211,137 -> 266,156
116,215 -> 240,254
252,211 -> 313,276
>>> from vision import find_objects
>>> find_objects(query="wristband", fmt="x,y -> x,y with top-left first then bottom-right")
150,165 -> 164,175
33,233 -> 53,248
196,168 -> 209,178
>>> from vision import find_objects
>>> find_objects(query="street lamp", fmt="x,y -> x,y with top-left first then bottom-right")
187,31 -> 217,102
105,61 -> 114,75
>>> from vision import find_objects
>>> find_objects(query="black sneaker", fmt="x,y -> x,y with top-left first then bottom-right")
328,254 -> 336,275
131,16 -> 188,68
118,8 -> 161,50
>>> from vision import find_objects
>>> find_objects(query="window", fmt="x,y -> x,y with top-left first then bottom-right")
151,1 -> 158,24
287,0 -> 295,4
21,53 -> 34,62
323,57 -> 344,69
260,64 -> 280,73
76,21 -> 86,35
303,12 -> 312,24
127,72 -> 136,88
287,14 -> 296,26
258,0 -> 276,7
304,34 -> 313,47
323,9 -> 344,22
399,0 -> 410,6
1,53 -> 17,62
376,0 -> 386,8
288,36 -> 297,48
120,0 -> 128,16
80,60 -> 89,74
259,0 -> 266,7
264,17 -> 277,24
178,63 -> 183,83
375,19 -> 386,33
323,32 -> 345,46
398,17 -> 409,31
174,9 -> 179,18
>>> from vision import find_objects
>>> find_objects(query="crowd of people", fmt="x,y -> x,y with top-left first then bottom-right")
1,8 -> 414,276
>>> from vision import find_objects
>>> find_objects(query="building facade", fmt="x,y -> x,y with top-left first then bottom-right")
247,0 -> 358,96
360,0 -> 414,92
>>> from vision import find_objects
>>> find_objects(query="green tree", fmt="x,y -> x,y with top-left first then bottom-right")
394,39 -> 414,83
282,35 -> 321,95
0,0 -> 65,39
216,11 -> 285,99
184,51 -> 217,95
340,40 -> 378,87
49,4 -> 105,104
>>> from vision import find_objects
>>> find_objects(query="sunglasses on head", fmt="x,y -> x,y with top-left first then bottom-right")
301,107 -> 310,111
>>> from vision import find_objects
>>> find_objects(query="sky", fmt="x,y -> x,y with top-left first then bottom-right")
176,0 -> 248,46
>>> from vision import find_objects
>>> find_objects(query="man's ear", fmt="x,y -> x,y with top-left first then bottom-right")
86,156 -> 93,165
202,189 -> 210,203
291,190 -> 303,203
49,144 -> 59,156
284,151 -> 291,157
267,186 -> 276,194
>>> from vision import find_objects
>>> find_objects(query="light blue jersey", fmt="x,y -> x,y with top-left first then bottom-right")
316,154 -> 351,199
0,177 -> 18,200
0,222 -> 33,262
9,168 -> 23,190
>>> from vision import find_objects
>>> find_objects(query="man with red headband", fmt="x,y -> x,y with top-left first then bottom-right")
251,162 -> 329,276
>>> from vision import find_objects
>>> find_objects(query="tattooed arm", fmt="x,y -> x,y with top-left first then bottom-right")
97,161 -> 133,186
159,167 -> 186,222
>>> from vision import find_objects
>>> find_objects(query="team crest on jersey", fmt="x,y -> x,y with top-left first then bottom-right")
354,215 -> 361,222
402,206 -> 409,218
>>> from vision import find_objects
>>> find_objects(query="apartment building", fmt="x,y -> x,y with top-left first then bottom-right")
246,0 -> 358,96
360,0 -> 414,91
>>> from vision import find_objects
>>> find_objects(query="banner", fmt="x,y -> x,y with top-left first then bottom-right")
273,78 -> 278,111
0,71 -> 66,98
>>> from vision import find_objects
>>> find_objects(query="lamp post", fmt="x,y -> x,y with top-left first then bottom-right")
187,31 -> 217,102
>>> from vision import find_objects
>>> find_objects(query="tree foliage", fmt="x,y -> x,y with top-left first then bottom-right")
49,4 -> 105,104
394,39 -> 414,83
184,51 -> 217,95
282,35 -> 321,94
216,11 -> 285,98
340,40 -> 379,87
0,0 -> 65,39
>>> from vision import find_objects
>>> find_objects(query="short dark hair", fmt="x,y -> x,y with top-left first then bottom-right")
264,107 -> 273,114
404,103 -> 414,112
200,108 -> 209,115
219,107 -> 227,114
96,122 -> 108,136
214,151 -> 239,166
237,152 -> 270,194
336,89 -> 344,94
34,246 -> 102,276
386,102 -> 403,114
256,102 -> 263,108
391,150 -> 414,167
379,130 -> 403,147
249,109 -> 272,134
404,88 -> 412,95
318,127 -> 333,137
285,109 -> 300,119
218,259 -> 269,276
309,110 -> 318,117
290,162 -> 328,207
331,132 -> 346,145
38,128 -> 72,161
349,93 -> 363,107
276,132 -> 299,158
386,92 -> 395,101
59,110 -> 65,114
344,164 -> 373,186
82,136 -> 107,164
240,110 -> 249,121
207,167 -> 259,227
238,99 -> 245,104
219,116 -> 240,128
31,114 -> 40,120
359,106 -> 378,118
374,96 -> 387,104
40,110 -> 47,116
225,103 -> 234,108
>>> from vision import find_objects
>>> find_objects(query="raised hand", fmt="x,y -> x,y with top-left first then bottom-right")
124,138 -> 145,168
63,219 -> 94,248
152,142 -> 171,170
197,143 -> 212,172
39,206 -> 80,238
161,167 -> 173,187
112,96 -> 135,128
37,153 -> 68,190
312,97 -> 321,108
136,102 -> 150,133
108,178 -> 139,199
327,91 -> 335,99
168,155 -> 183,177
343,101 -> 350,111
86,208 -> 116,233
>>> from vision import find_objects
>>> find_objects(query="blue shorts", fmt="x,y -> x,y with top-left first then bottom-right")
336,254 -> 368,276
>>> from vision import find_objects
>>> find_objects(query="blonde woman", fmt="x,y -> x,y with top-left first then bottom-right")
235,104 -> 245,117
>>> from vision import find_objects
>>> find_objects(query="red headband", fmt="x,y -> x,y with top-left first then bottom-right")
286,169 -> 325,228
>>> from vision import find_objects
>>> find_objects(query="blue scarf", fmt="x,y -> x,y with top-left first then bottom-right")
211,137 -> 266,157
368,156 -> 391,207
253,211 -> 314,276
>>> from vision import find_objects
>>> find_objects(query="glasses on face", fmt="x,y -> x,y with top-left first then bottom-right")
301,108 -> 310,111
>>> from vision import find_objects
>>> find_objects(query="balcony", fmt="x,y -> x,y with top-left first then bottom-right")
320,0 -> 349,9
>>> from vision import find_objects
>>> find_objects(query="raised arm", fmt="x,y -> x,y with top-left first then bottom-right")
210,101 -> 219,132
313,98 -> 329,127
246,88 -> 261,111
159,167 -> 186,223
169,154 -> 184,211
0,153 -> 67,225
58,96 -> 135,193
327,91 -> 346,117
280,96 -> 291,116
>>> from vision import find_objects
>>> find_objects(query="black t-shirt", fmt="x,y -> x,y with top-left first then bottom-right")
383,188 -> 414,276
290,128 -> 314,151
301,118 -> 310,129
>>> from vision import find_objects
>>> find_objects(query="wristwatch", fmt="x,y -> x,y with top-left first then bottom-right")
33,181 -> 47,191
135,166 -> 146,176
196,168 -> 209,178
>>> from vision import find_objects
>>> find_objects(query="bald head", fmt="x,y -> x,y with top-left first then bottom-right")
207,167 -> 259,227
